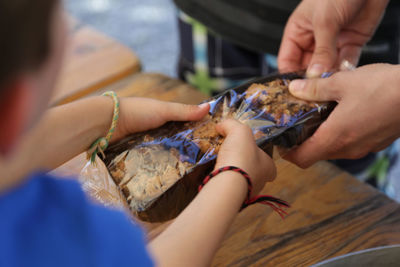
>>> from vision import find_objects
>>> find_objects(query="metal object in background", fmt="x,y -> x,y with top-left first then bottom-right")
311,245 -> 400,267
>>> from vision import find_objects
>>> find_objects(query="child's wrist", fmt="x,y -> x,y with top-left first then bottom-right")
204,171 -> 248,203
86,94 -> 118,162
89,96 -> 114,139
200,166 -> 290,217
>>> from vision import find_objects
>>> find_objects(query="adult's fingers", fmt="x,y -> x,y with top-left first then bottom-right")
307,1 -> 345,78
278,36 -> 304,72
283,119 -> 341,168
337,45 -> 362,68
277,21 -> 305,72
289,76 -> 342,102
307,11 -> 341,77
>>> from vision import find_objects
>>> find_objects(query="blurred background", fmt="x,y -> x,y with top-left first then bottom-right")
65,0 -> 178,77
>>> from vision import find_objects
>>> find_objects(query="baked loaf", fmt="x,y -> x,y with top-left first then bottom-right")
109,145 -> 193,212
104,76 -> 331,222
245,79 -> 318,124
190,116 -> 222,154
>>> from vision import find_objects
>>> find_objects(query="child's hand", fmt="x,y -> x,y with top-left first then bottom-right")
215,119 -> 276,197
111,98 -> 209,142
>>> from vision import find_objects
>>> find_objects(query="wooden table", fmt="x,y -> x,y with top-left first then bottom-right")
50,18 -> 141,106
53,72 -> 400,266
211,159 -> 400,266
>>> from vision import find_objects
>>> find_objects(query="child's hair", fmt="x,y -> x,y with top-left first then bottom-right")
0,0 -> 58,91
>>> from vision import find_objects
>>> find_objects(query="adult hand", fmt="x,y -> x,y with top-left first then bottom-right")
284,64 -> 400,168
112,98 -> 209,142
215,119 -> 276,196
278,0 -> 388,76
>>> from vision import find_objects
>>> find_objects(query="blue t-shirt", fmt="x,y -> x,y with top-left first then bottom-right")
0,172 -> 154,267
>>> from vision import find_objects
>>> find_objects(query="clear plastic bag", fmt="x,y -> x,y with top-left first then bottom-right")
79,155 -> 129,211
100,72 -> 335,222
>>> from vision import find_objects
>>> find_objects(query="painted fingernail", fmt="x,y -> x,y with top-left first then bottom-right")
289,79 -> 306,93
307,64 -> 324,78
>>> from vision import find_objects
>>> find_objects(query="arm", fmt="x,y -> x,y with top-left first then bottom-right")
148,119 -> 276,267
17,96 -> 114,171
18,97 -> 208,170
6,97 -> 208,189
149,171 -> 247,267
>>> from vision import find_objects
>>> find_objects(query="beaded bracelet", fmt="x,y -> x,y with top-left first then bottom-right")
87,91 -> 120,163
198,166 -> 290,219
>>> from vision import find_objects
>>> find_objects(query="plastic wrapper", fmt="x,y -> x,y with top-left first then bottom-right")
79,155 -> 129,211
101,72 -> 335,222
52,153 -> 128,210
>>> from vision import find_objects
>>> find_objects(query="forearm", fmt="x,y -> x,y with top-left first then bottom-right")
18,96 -> 113,170
148,171 -> 247,267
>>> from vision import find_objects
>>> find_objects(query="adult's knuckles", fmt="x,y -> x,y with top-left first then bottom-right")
324,76 -> 342,100
307,80 -> 321,99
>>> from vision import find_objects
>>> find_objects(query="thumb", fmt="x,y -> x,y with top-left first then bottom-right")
216,119 -> 253,139
289,77 -> 341,102
216,119 -> 243,137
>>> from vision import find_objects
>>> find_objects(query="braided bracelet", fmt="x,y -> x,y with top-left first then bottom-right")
87,91 -> 120,163
198,166 -> 290,219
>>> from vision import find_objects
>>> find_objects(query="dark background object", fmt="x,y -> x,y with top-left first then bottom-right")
173,0 -> 298,54
174,0 -> 400,63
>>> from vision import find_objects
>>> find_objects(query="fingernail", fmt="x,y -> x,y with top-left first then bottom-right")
289,79 -> 306,94
307,64 -> 324,78
198,102 -> 209,108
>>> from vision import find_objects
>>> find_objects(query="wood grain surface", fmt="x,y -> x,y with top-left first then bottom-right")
88,72 -> 208,104
50,19 -> 141,105
52,72 -> 400,267
210,159 -> 400,266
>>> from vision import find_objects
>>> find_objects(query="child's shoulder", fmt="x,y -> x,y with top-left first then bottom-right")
0,172 -> 87,212
0,172 -> 153,267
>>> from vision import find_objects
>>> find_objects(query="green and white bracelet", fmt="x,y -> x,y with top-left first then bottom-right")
87,91 -> 120,163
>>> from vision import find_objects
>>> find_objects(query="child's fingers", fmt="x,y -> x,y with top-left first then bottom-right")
216,119 -> 253,139
217,119 -> 257,153
161,102 -> 210,122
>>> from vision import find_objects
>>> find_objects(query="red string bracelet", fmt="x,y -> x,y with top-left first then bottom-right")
198,166 -> 290,219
